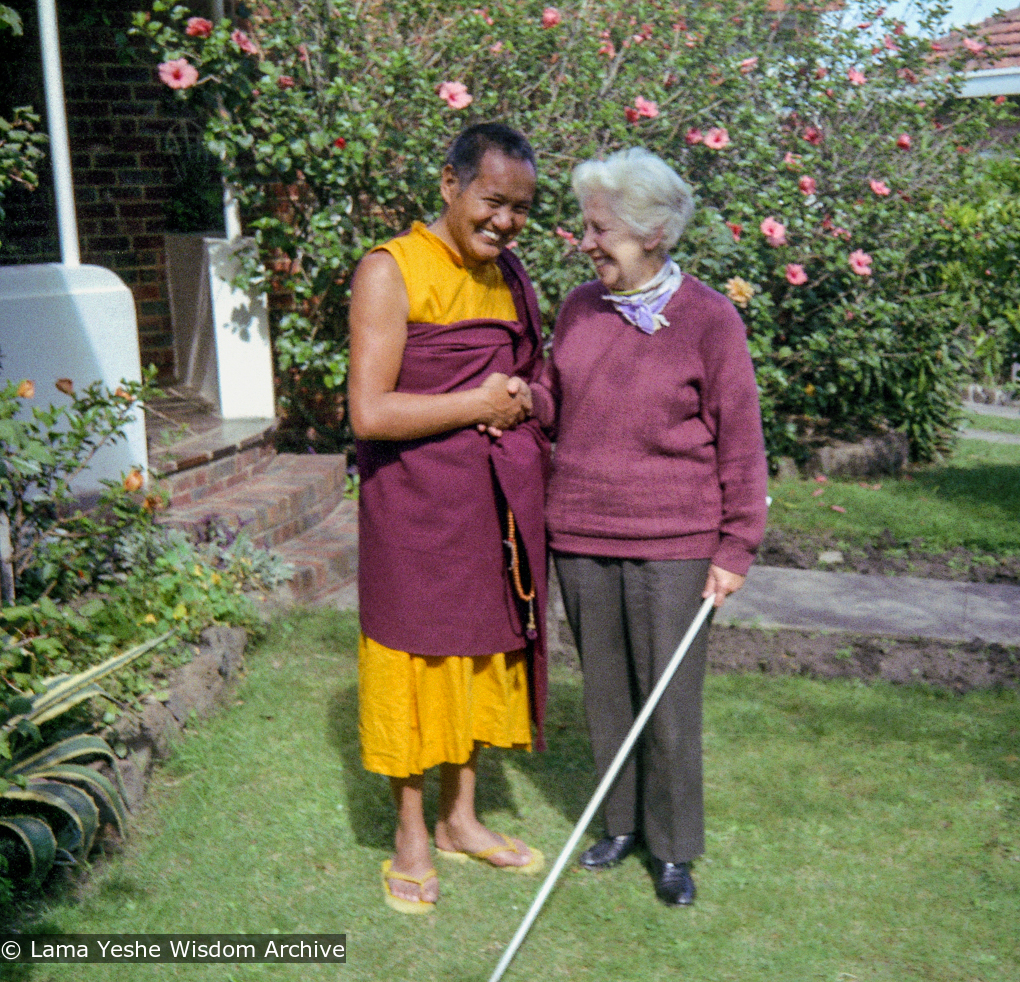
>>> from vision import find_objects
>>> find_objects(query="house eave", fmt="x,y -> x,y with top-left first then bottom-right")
959,67 -> 1020,97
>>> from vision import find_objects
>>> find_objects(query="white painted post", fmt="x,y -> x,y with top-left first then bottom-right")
36,0 -> 79,267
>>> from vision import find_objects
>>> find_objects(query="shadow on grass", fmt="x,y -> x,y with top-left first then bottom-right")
913,462 -> 1020,521
323,676 -> 600,848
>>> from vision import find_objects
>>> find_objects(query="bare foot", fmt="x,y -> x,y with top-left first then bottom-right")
384,859 -> 438,905
434,818 -> 533,868
387,827 -> 439,903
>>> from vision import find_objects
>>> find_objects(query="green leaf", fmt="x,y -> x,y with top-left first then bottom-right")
28,765 -> 127,837
0,815 -> 57,882
2,632 -> 173,735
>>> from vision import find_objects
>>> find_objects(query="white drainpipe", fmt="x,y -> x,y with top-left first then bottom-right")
37,0 -> 79,267
212,0 -> 243,240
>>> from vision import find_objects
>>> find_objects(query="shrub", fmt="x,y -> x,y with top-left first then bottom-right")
133,0 -> 1018,460
0,372 -> 159,604
0,6 -> 48,253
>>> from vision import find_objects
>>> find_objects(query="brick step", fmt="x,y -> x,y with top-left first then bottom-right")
159,453 -> 348,551
268,498 -> 359,604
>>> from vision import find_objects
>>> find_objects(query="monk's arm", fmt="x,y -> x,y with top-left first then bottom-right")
347,251 -> 529,441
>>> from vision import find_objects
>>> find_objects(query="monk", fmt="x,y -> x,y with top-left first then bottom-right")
347,123 -> 549,914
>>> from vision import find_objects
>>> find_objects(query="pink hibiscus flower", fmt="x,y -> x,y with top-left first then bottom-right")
848,68 -> 866,85
158,58 -> 199,90
438,81 -> 473,109
802,125 -> 822,145
634,96 -> 659,118
232,29 -> 258,55
739,56 -> 758,74
798,175 -> 816,195
760,216 -> 787,247
625,106 -> 640,123
490,41 -> 504,54
704,127 -> 730,149
849,249 -> 873,276
725,221 -> 742,242
784,151 -> 802,170
870,179 -> 891,196
541,7 -> 561,28
896,133 -> 911,150
598,40 -> 616,58
277,75 -> 295,89
685,128 -> 703,145
185,17 -> 213,38
785,263 -> 808,285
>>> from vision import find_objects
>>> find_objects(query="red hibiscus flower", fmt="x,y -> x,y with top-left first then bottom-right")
785,263 -> 808,285
849,249 -> 873,276
704,127 -> 730,149
185,17 -> 213,38
760,216 -> 787,247
158,58 -> 199,89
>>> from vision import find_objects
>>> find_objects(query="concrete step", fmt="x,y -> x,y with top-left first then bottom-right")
159,453 -> 348,551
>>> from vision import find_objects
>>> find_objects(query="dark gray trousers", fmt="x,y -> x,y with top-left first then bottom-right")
555,554 -> 712,864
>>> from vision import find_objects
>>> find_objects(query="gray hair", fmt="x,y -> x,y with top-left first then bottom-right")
572,148 -> 694,250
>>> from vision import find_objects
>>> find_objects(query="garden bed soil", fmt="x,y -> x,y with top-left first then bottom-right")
706,625 -> 1020,693
759,526 -> 1020,586
709,527 -> 1020,692
551,525 -> 1020,695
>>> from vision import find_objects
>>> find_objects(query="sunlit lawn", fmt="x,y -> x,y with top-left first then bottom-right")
12,609 -> 1019,982
768,438 -> 1020,558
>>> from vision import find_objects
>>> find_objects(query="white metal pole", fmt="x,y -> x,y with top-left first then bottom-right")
211,0 -> 243,240
488,594 -> 716,982
37,0 -> 80,267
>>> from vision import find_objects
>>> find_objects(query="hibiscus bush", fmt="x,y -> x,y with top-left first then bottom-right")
0,5 -> 47,253
133,0 -> 1018,461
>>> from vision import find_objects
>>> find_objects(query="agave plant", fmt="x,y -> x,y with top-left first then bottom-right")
0,631 -> 172,885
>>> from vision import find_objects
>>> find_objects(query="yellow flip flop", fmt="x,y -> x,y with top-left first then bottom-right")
437,832 -> 545,874
381,859 -> 438,914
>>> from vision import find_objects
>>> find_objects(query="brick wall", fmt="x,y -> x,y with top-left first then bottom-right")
0,0 -> 224,380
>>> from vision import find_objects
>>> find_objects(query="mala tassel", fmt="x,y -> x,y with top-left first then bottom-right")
506,507 -> 538,640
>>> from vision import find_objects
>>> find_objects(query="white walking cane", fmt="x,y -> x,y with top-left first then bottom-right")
488,594 -> 716,982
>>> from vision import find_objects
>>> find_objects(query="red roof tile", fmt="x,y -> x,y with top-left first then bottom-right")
936,6 -> 1020,71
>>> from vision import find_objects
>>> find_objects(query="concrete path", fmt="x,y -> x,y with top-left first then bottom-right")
716,565 -> 1020,645
961,399 -> 1020,445
325,566 -> 1019,646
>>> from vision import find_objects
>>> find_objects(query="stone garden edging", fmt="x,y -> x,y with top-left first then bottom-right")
100,625 -> 249,812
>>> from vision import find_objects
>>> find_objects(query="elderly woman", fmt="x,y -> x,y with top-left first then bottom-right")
530,147 -> 768,906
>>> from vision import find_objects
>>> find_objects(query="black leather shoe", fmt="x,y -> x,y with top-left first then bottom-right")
578,833 -> 638,870
653,859 -> 696,906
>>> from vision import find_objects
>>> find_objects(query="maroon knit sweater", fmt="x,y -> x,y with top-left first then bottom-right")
531,275 -> 768,576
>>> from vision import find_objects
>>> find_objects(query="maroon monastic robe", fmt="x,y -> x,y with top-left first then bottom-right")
355,249 -> 549,746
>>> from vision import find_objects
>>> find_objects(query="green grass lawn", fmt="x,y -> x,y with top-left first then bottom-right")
14,610 -> 1019,982
963,409 -> 1020,437
768,437 -> 1020,557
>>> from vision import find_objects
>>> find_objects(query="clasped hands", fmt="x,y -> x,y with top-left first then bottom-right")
476,372 -> 533,438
